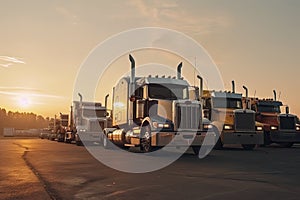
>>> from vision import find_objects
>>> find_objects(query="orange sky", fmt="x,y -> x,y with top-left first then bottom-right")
0,0 -> 299,118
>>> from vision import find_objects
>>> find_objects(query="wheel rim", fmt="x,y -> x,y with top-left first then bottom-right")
141,127 -> 151,152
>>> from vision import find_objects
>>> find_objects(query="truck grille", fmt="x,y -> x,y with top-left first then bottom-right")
176,103 -> 201,131
90,120 -> 105,132
234,112 -> 255,132
280,116 -> 295,130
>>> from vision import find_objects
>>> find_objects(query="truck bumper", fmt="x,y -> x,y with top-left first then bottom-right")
270,130 -> 300,143
222,131 -> 264,145
150,131 -> 216,147
76,131 -> 100,142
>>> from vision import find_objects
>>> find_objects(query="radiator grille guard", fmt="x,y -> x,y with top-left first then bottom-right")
280,116 -> 295,130
175,102 -> 201,131
234,112 -> 255,132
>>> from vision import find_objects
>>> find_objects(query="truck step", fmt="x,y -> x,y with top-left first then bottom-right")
124,144 -> 136,147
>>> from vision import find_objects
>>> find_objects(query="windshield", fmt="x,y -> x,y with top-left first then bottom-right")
212,97 -> 242,109
82,109 -> 107,118
257,105 -> 280,113
148,84 -> 188,100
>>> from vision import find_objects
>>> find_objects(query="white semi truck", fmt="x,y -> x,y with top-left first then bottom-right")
102,54 -> 216,155
73,94 -> 109,146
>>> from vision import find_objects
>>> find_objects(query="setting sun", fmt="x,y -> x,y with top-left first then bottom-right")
18,95 -> 31,108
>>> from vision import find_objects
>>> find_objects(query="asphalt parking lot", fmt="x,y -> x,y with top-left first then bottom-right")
0,138 -> 299,200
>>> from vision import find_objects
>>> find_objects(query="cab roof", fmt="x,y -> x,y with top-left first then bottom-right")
136,77 -> 190,87
204,90 -> 242,99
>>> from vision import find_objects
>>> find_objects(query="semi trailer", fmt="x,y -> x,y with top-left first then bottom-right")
202,81 -> 264,150
102,54 -> 216,155
244,90 -> 300,147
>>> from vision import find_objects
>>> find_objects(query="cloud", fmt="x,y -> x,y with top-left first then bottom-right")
127,0 -> 231,35
0,87 -> 64,99
0,63 -> 13,68
55,6 -> 78,25
0,56 -> 26,68
0,56 -> 25,64
0,87 -> 41,92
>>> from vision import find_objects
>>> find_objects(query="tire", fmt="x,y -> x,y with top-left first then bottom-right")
192,146 -> 201,155
213,129 -> 223,150
242,144 -> 256,150
262,131 -> 271,146
76,140 -> 82,146
140,124 -> 152,153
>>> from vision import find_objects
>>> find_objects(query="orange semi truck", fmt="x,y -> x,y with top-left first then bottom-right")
244,90 -> 300,147
202,81 -> 264,150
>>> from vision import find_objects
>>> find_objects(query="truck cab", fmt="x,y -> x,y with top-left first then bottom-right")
202,82 -> 264,150
247,93 -> 300,147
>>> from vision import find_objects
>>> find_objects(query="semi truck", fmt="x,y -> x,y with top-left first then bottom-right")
245,90 -> 300,147
47,117 -> 61,140
202,81 -> 264,150
56,113 -> 69,142
73,94 -> 109,146
102,54 -> 216,155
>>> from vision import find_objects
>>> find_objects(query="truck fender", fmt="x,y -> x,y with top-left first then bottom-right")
141,117 -> 152,129
211,121 -> 223,134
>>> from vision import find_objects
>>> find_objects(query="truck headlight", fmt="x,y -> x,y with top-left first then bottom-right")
296,126 -> 300,131
224,125 -> 233,130
256,126 -> 263,131
203,124 -> 213,129
153,122 -> 170,129
270,126 -> 278,130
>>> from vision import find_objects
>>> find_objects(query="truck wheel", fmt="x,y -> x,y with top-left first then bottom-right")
192,146 -> 200,155
213,129 -> 223,150
76,140 -> 82,146
242,144 -> 255,150
214,138 -> 223,150
140,125 -> 152,153
262,131 -> 271,147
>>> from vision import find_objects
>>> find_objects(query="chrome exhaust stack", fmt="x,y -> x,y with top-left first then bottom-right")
273,90 -> 277,101
232,80 -> 235,93
105,94 -> 109,109
197,75 -> 203,98
177,62 -> 183,79
243,85 -> 249,109
78,93 -> 82,103
129,54 -> 135,97
78,93 -> 83,125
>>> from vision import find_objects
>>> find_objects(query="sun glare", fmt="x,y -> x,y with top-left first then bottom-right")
18,95 -> 31,108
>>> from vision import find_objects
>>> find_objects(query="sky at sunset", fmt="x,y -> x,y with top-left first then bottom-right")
0,0 -> 299,118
